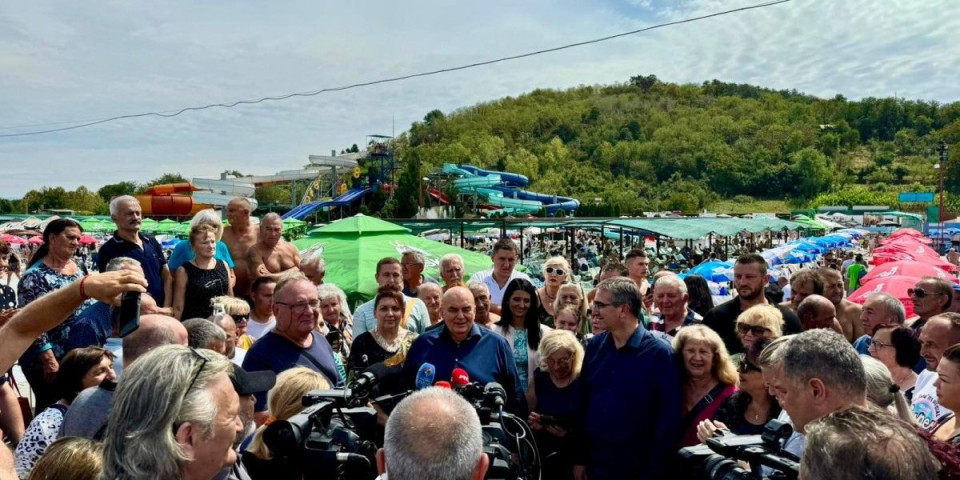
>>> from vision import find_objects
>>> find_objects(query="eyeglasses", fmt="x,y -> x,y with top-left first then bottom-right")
908,288 -> 941,299
173,348 -> 211,432
275,300 -> 321,315
870,339 -> 894,349
591,301 -> 618,310
545,267 -> 566,276
737,324 -> 771,336
737,361 -> 761,373
546,355 -> 573,367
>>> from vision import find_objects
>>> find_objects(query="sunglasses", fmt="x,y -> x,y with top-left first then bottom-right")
172,348 -> 211,432
738,361 -> 761,373
908,288 -> 941,298
545,267 -> 566,276
737,324 -> 771,336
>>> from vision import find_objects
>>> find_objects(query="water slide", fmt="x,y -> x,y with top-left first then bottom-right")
442,164 -> 580,215
282,187 -> 370,220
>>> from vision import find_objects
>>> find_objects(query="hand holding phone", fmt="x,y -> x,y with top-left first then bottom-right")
118,291 -> 141,337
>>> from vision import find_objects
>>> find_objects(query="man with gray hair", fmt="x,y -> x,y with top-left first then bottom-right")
103,345 -> 243,480
98,195 -> 172,306
298,251 -> 325,286
376,387 -> 488,480
801,406 -> 939,480
766,329 -> 866,434
222,197 -> 259,297
853,292 -> 906,354
401,250 -> 429,297
247,213 -> 301,283
912,312 -> 960,431
184,318 -> 228,355
796,294 -> 844,334
439,253 -> 465,288
650,273 -> 701,337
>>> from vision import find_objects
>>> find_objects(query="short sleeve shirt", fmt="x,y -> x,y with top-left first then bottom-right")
97,232 -> 168,304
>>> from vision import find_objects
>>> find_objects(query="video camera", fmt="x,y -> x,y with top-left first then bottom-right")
677,420 -> 800,480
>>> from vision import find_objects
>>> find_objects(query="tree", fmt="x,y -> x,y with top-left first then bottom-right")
393,155 -> 423,218
97,181 -> 140,202
66,186 -> 107,214
791,148 -> 833,201
140,173 -> 188,192
21,187 -> 68,213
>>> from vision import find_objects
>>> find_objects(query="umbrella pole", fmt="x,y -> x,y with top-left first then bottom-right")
619,227 -> 624,259
520,232 -> 524,264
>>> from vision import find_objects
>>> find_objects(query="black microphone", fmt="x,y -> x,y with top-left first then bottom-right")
483,382 -> 507,409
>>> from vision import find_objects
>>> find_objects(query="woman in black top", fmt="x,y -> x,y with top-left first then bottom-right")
172,224 -> 232,320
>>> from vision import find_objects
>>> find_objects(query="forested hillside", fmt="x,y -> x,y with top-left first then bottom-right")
396,75 -> 960,215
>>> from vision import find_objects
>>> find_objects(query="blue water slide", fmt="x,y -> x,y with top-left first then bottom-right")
487,186 -> 580,215
443,164 -> 579,215
282,187 -> 370,220
457,165 -> 530,187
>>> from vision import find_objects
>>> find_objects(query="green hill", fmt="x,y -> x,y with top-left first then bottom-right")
395,75 -> 960,216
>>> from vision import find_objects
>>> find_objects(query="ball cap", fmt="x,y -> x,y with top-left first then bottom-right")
230,365 -> 276,395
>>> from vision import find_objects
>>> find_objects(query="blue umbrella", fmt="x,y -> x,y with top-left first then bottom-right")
688,260 -> 735,283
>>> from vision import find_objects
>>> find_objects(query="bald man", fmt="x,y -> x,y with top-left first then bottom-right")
797,295 -> 844,335
247,213 -> 301,283
402,287 -> 527,415
222,197 -> 259,297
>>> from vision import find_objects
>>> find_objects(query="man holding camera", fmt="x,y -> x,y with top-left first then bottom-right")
376,387 -> 488,480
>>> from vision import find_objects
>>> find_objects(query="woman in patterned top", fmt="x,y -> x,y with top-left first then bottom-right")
18,219 -> 90,412
15,346 -> 116,478
494,278 -> 551,398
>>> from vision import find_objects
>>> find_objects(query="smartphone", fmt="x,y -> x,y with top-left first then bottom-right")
538,415 -> 559,426
118,291 -> 141,337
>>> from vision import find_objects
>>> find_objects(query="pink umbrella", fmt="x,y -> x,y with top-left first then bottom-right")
28,236 -> 44,245
78,235 -> 97,245
849,275 -> 922,319
862,261 -> 957,284
885,228 -> 929,240
0,234 -> 26,245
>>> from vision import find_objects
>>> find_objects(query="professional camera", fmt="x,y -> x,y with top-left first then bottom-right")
262,365 -> 396,480
454,381 -> 541,480
676,420 -> 800,480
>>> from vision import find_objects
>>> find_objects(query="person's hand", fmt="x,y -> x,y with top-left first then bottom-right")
0,309 -> 19,329
545,424 -> 568,437
40,350 -> 59,382
573,465 -> 587,480
139,294 -> 171,315
82,270 -> 147,304
257,265 -> 271,277
696,419 -> 728,443
528,412 -> 543,432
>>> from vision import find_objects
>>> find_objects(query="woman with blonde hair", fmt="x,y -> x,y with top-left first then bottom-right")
26,437 -> 103,480
735,304 -> 784,354
172,223 -> 233,320
166,208 -> 235,272
528,330 -> 585,480
673,325 -> 739,447
211,295 -> 253,349
536,256 -> 574,320
244,367 -> 331,479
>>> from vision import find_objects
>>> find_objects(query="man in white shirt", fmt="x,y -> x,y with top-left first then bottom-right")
468,238 -> 530,314
246,277 -> 277,342
353,257 -> 430,336
912,312 -> 960,431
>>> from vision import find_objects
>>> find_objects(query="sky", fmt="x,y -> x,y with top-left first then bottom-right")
1,0 -> 959,198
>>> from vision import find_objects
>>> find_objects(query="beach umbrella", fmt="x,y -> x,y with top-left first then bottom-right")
292,214 -> 492,305
849,275 -> 921,319
28,236 -> 44,245
862,261 -> 957,284
78,235 -> 97,245
0,234 -> 26,245
688,261 -> 735,283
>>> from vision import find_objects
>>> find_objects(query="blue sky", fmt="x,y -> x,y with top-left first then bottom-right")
1,0 -> 959,198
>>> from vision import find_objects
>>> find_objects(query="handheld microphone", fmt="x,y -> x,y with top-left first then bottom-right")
415,363 -> 436,390
483,382 -> 507,409
349,362 -> 399,397
434,380 -> 452,389
451,367 -> 470,388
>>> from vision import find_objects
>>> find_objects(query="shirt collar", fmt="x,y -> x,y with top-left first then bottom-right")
439,322 -> 482,343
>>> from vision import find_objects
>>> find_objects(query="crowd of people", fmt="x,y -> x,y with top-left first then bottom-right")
0,196 -> 958,480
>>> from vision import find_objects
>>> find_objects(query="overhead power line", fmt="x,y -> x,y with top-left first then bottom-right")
0,0 -> 790,138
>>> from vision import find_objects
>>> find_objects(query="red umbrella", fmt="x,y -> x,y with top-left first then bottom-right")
862,261 -> 957,284
849,275 -> 922,319
78,235 -> 97,245
0,234 -> 26,245
27,236 -> 44,245
887,228 -> 928,240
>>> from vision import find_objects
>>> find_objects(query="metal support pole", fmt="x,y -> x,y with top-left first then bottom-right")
938,141 -> 948,251
619,227 -> 624,259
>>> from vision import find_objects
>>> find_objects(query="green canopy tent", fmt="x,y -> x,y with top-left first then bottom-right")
292,214 -> 492,306
140,218 -> 160,233
156,219 -> 180,234
791,215 -> 828,233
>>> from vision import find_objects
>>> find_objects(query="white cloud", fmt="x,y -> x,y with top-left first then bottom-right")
1,0 -> 959,197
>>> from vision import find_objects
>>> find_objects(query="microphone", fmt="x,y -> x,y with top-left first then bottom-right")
349,362 -> 399,397
483,382 -> 507,409
451,368 -> 470,388
415,363 -> 436,390
434,380 -> 452,389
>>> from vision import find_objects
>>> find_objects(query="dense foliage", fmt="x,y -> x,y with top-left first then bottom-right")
395,76 -> 960,215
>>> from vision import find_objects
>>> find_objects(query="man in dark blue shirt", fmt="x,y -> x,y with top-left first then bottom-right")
242,273 -> 342,422
575,277 -> 682,480
97,196 -> 171,307
402,286 -> 527,416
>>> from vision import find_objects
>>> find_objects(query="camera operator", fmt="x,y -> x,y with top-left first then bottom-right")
376,387 -> 488,480
801,406 -> 939,480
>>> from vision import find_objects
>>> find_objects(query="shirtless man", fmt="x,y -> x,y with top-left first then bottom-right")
222,198 -> 259,297
247,213 -> 301,282
819,268 -> 863,343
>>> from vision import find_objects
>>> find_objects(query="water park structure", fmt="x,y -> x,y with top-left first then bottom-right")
438,164 -> 580,216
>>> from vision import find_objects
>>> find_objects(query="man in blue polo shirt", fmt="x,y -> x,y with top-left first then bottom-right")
574,277 -> 682,480
97,196 -> 171,307
402,286 -> 526,416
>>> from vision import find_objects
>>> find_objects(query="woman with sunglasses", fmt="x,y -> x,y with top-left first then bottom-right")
698,338 -> 781,442
536,257 -> 573,322
869,325 -> 921,401
734,305 -> 783,363
494,278 -> 551,398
